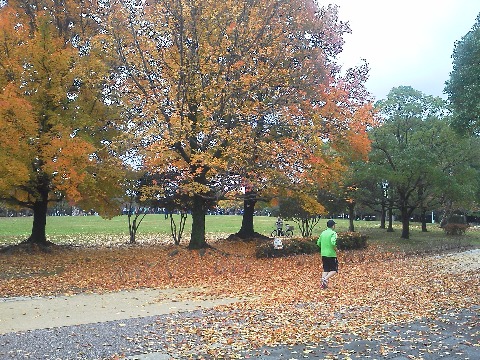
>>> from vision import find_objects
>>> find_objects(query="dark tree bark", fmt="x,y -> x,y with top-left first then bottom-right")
400,202 -> 416,239
387,202 -> 394,232
236,190 -> 257,238
348,202 -> 355,232
26,182 -> 50,245
170,212 -> 188,245
420,208 -> 428,232
127,200 -> 147,244
189,194 -> 209,249
401,206 -> 410,239
380,200 -> 386,229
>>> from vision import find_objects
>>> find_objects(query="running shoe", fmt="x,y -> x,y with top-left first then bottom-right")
321,278 -> 328,289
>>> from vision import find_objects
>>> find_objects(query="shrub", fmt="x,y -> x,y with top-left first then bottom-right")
447,214 -> 467,224
443,223 -> 469,235
336,232 -> 368,250
255,238 -> 318,258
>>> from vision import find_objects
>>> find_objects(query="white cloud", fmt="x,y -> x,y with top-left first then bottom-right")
327,0 -> 480,100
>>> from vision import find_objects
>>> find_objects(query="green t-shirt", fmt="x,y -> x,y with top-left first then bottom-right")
317,227 -> 337,257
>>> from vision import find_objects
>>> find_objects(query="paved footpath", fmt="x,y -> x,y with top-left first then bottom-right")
0,288 -> 238,334
0,286 -> 478,359
123,307 -> 480,360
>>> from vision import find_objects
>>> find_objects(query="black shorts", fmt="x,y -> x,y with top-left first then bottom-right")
322,256 -> 338,272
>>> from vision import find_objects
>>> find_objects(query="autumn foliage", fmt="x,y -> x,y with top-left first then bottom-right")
98,0 -> 376,248
0,0 -> 126,244
1,0 -> 376,249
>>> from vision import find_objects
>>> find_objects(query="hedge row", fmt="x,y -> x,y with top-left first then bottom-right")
443,223 -> 469,235
336,231 -> 368,250
256,232 -> 368,258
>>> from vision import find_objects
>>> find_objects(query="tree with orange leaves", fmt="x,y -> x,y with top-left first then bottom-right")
101,0 -> 375,248
267,51 -> 375,234
0,0 -> 126,245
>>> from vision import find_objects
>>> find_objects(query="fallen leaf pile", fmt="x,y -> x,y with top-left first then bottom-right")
0,240 -> 478,358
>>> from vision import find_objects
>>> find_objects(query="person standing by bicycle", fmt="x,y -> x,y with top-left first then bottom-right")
275,217 -> 283,235
317,219 -> 338,289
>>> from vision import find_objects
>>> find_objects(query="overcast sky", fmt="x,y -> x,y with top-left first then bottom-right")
329,0 -> 479,101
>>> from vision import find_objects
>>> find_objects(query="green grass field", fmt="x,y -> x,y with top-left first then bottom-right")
0,214 -> 270,236
0,214 -> 277,245
1,215 -> 479,251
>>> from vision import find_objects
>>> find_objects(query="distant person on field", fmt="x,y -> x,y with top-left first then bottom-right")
317,219 -> 338,289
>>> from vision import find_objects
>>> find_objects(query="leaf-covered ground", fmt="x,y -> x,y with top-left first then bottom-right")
0,239 -> 478,358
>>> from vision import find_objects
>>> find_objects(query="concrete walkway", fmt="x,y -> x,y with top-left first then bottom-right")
0,288 -> 239,334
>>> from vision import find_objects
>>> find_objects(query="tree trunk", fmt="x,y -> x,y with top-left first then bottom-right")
387,200 -> 394,232
127,202 -> 147,244
348,202 -> 355,232
236,191 -> 257,238
440,201 -> 452,228
27,188 -> 49,245
380,200 -> 386,229
170,212 -> 187,245
189,195 -> 208,249
421,208 -> 428,232
400,206 -> 410,239
129,217 -> 137,244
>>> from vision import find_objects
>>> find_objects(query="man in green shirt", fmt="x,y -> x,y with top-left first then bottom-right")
317,219 -> 338,289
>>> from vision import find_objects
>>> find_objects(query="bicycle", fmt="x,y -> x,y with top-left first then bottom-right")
271,224 -> 294,237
